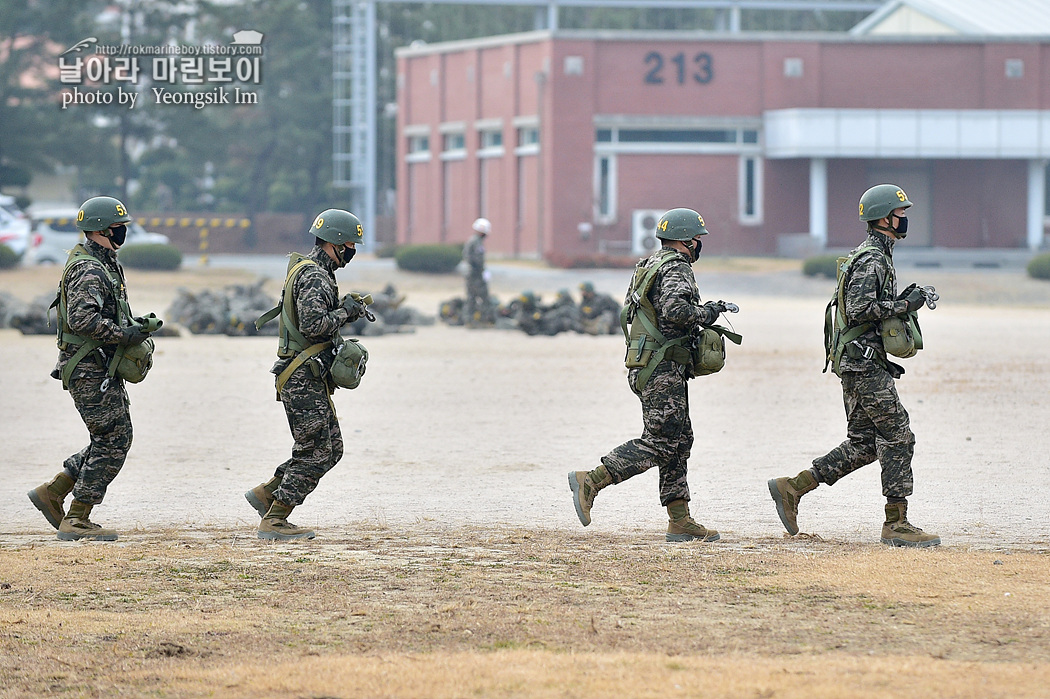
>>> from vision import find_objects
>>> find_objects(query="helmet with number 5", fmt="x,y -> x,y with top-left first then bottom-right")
76,196 -> 132,232
311,209 -> 364,244
859,184 -> 912,222
655,207 -> 709,241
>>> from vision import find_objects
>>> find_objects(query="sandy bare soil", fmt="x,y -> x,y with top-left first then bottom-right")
2,259 -> 1048,547
0,257 -> 1048,697
0,529 -> 1048,698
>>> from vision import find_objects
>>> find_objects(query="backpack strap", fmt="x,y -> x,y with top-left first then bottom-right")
622,249 -> 695,390
56,244 -> 132,390
263,254 -> 337,398
256,254 -> 316,354
620,249 -> 675,341
826,242 -> 892,374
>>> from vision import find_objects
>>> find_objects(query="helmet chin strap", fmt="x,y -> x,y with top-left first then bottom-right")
870,220 -> 898,239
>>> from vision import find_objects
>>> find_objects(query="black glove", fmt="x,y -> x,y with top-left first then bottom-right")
121,326 -> 149,346
897,283 -> 917,301
903,286 -> 925,313
340,295 -> 366,322
341,297 -> 364,322
700,301 -> 722,324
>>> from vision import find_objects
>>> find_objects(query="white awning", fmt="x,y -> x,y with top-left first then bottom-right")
764,108 -> 1050,159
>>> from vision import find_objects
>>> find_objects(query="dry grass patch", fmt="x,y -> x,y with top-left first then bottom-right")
0,526 -> 1047,698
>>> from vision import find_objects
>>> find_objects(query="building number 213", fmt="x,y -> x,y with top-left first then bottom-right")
644,51 -> 714,85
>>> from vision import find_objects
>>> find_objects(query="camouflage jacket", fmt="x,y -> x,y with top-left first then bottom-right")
580,292 -> 621,319
839,231 -> 911,374
55,238 -> 129,377
272,246 -> 348,374
463,234 -> 485,274
642,247 -> 719,343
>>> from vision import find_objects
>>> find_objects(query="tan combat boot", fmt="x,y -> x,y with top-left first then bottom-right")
767,469 -> 819,535
258,500 -> 316,541
665,499 -> 720,542
244,475 -> 282,516
881,502 -> 940,548
28,471 -> 76,530
57,500 -> 118,541
568,465 -> 613,526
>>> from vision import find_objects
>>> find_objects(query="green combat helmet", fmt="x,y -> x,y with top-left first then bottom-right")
76,196 -> 131,232
655,208 -> 708,241
859,184 -> 912,222
311,209 -> 364,245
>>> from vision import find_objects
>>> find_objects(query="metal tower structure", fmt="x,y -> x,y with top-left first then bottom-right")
333,0 -> 376,248
332,0 -> 885,248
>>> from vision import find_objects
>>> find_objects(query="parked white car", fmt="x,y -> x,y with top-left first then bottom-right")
30,207 -> 171,264
0,195 -> 32,260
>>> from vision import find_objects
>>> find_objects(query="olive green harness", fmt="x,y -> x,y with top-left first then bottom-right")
256,253 -> 334,396
619,249 -> 740,391
823,241 -> 918,375
51,244 -> 134,390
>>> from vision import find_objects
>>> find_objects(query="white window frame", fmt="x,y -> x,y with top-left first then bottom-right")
406,135 -> 431,163
593,153 -> 617,224
738,155 -> 763,225
477,130 -> 505,159
514,116 -> 540,156
405,124 -> 432,163
439,122 -> 466,161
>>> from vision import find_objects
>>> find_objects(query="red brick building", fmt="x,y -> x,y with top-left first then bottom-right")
396,31 -> 1050,262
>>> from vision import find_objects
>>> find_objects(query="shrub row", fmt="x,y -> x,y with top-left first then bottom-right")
119,243 -> 183,270
394,243 -> 462,274
1028,252 -> 1050,280
0,243 -> 19,269
802,253 -> 840,279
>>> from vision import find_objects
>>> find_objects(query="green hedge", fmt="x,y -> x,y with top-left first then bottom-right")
118,243 -> 183,270
0,243 -> 19,269
1027,252 -> 1050,280
394,243 -> 462,273
802,253 -> 840,279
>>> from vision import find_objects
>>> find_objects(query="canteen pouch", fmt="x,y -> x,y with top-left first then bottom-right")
690,327 -> 726,377
115,336 -> 155,383
881,312 -> 922,359
330,338 -> 368,389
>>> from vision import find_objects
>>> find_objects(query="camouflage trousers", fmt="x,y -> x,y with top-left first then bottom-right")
812,366 -> 915,498
63,369 -> 133,505
601,362 -> 692,506
272,367 -> 344,507
464,273 -> 491,324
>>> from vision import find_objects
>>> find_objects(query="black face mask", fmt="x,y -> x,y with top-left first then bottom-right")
340,245 -> 356,264
893,216 -> 908,238
108,224 -> 127,247
686,237 -> 703,262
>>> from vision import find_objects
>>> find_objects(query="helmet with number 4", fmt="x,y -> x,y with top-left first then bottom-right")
76,196 -> 132,232
655,208 -> 709,241
859,184 -> 912,222
311,209 -> 364,244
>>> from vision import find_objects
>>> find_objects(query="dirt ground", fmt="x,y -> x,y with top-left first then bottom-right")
1,256 -> 1048,697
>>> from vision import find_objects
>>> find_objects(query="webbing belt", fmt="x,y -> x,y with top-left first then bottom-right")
274,341 -> 333,398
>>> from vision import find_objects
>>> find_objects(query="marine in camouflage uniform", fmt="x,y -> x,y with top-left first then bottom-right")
463,218 -> 492,326
768,184 -> 940,547
569,208 -> 731,542
537,289 -> 581,335
578,282 -> 621,335
28,196 -> 154,541
245,209 -> 368,540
